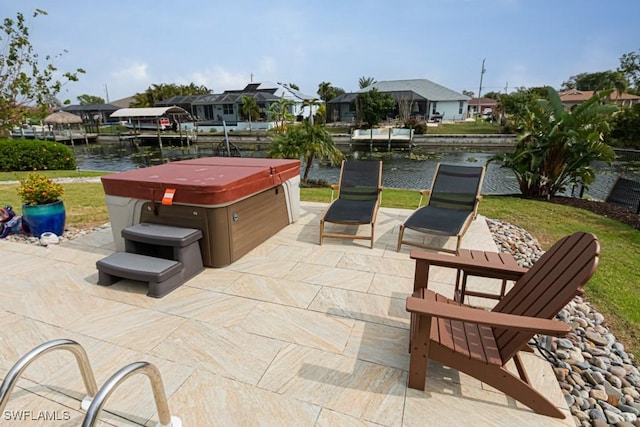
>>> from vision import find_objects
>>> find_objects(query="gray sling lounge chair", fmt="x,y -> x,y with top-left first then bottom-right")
397,163 -> 485,253
319,160 -> 383,248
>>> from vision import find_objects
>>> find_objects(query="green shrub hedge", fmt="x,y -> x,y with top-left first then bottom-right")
0,139 -> 76,171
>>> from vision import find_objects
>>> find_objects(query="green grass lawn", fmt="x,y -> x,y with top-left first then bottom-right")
2,173 -> 638,356
425,120 -> 502,134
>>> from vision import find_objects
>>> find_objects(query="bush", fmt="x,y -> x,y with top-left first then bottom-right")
404,118 -> 426,134
0,139 -> 76,171
609,104 -> 640,149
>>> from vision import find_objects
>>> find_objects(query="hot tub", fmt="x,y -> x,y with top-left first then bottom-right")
101,157 -> 300,267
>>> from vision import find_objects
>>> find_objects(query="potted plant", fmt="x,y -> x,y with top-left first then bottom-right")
16,172 -> 66,237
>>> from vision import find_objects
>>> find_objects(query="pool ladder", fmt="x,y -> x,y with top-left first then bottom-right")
0,339 -> 182,427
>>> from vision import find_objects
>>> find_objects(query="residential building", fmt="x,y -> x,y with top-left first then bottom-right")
157,82 -> 320,125
467,97 -> 499,119
62,103 -> 120,126
559,89 -> 640,110
327,79 -> 470,123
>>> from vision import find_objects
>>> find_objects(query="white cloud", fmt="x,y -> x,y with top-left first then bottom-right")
184,67 -> 248,92
178,59 -> 279,93
258,56 -> 277,79
112,63 -> 150,81
102,63 -> 153,99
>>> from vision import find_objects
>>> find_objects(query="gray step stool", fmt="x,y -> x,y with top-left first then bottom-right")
96,223 -> 204,298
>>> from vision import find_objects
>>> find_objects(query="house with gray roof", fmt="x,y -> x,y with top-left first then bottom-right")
327,79 -> 470,123
61,103 -> 121,128
156,82 -> 320,126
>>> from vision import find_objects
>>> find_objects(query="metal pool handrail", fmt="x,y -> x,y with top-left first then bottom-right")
0,338 -> 99,414
82,361 -> 181,427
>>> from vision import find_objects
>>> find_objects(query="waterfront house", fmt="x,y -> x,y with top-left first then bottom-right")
467,97 -> 499,119
156,82 -> 320,126
62,103 -> 121,128
327,79 -> 470,124
559,89 -> 640,110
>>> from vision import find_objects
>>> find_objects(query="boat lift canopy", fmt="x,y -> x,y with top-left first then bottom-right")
110,106 -> 190,119
110,106 -> 192,148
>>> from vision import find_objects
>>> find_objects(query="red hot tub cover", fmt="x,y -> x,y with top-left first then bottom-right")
101,157 -> 301,206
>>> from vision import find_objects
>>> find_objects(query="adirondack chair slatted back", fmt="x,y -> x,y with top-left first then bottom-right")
492,232 -> 599,362
428,164 -> 485,212
338,161 -> 382,202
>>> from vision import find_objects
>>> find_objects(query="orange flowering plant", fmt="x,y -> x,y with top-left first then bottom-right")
17,173 -> 64,206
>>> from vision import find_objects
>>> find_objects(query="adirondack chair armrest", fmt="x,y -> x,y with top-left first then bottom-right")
406,296 -> 571,336
410,249 -> 528,279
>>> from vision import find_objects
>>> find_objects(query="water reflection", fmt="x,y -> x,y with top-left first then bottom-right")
72,142 -> 636,199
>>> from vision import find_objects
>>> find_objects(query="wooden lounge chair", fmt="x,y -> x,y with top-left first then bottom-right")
397,164 -> 485,253
406,232 -> 599,419
319,160 -> 383,248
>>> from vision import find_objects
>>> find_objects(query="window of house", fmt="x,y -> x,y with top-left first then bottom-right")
223,104 -> 234,115
349,102 -> 356,112
458,101 -> 464,115
431,102 -> 437,114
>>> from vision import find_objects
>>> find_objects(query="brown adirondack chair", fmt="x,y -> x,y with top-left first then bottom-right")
406,232 -> 600,419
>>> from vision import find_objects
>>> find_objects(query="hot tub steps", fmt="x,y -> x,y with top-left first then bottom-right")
96,223 -> 204,298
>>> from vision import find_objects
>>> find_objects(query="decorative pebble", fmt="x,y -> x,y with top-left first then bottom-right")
486,219 -> 640,424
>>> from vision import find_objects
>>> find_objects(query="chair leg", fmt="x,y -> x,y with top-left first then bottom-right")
408,314 -> 432,390
397,225 -> 405,252
319,220 -> 324,245
439,351 -> 565,419
480,365 -> 564,419
370,223 -> 375,249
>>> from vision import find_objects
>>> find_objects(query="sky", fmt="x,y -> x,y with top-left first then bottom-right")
2,1 -> 639,104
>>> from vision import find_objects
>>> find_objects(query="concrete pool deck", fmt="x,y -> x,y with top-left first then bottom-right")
0,202 -> 572,426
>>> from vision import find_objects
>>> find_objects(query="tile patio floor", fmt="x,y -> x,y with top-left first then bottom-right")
0,202 -> 573,426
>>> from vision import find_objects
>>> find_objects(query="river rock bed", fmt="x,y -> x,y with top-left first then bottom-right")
487,218 -> 640,427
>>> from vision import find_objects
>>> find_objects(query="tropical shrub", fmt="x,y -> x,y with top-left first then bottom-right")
356,88 -> 396,127
0,138 -> 76,171
490,87 -> 617,198
609,104 -> 640,149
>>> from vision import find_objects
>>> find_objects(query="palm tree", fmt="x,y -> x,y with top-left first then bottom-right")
317,82 -> 332,102
302,98 -> 320,125
358,76 -> 376,89
240,95 -> 260,131
608,71 -> 629,104
267,95 -> 295,133
268,122 -> 344,183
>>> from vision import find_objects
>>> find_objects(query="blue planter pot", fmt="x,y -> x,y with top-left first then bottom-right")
22,200 -> 66,237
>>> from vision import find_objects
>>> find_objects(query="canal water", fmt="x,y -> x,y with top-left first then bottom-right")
71,141 -> 637,200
